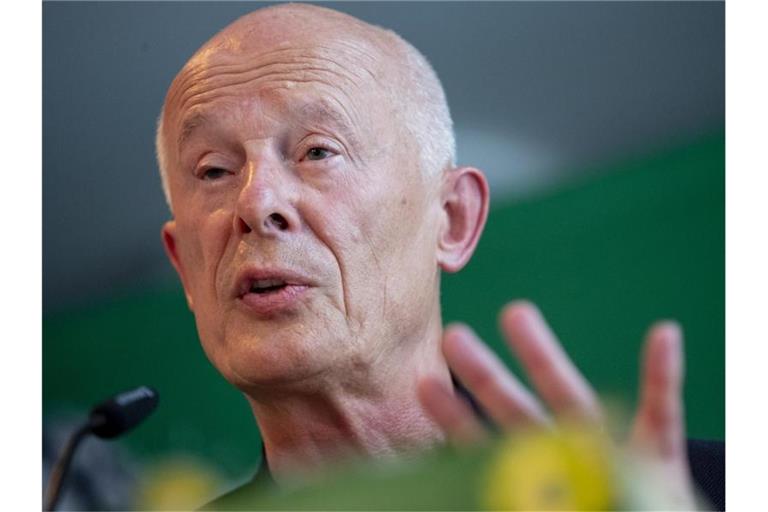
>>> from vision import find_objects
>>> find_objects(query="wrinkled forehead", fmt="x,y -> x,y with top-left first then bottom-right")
163,16 -> 395,124
171,43 -> 376,110
162,34 -> 398,162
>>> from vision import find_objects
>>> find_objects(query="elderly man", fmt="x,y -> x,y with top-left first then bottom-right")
156,3 -> 715,508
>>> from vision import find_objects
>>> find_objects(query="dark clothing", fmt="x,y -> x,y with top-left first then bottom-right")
687,438 -> 726,510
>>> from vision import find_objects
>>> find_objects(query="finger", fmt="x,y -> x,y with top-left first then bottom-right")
416,374 -> 488,446
441,324 -> 550,429
500,301 -> 602,423
631,321 -> 686,460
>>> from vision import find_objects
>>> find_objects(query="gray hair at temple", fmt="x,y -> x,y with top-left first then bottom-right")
155,9 -> 456,211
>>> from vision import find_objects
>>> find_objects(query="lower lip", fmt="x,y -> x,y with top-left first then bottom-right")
238,285 -> 310,316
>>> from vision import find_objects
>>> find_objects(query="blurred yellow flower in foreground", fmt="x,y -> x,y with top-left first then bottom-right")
483,425 -> 617,510
135,455 -> 222,511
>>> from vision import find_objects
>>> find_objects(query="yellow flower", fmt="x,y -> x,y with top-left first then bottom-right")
135,455 -> 222,511
482,426 -> 616,510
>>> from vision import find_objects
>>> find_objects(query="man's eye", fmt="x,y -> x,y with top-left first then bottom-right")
305,147 -> 332,161
201,168 -> 228,180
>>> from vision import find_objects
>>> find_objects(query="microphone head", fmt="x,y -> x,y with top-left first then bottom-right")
89,386 -> 159,439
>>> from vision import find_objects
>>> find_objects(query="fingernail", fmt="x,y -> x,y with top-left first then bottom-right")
446,323 -> 473,338
505,299 -> 537,317
657,320 -> 682,342
502,300 -> 543,333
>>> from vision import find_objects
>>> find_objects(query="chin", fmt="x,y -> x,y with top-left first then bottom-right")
214,323 -> 337,393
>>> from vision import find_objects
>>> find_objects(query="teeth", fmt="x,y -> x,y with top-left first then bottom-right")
250,279 -> 286,291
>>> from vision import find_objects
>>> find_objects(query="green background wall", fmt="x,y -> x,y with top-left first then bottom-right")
43,133 -> 724,482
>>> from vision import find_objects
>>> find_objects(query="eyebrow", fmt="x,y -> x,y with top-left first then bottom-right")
175,99 -> 362,150
177,111 -> 209,148
294,100 -> 361,148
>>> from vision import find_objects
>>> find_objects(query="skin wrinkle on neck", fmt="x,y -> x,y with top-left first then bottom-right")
233,248 -> 445,478
250,317 -> 449,480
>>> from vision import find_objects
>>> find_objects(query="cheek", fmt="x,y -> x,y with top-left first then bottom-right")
321,176 -> 435,308
177,207 -> 233,301
356,177 -> 433,257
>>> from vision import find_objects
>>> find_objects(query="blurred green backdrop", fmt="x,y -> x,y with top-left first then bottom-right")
43,132 -> 724,488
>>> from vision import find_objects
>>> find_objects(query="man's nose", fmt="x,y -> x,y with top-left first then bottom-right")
234,157 -> 298,237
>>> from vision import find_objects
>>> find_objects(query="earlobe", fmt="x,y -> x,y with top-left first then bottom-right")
436,167 -> 490,273
161,221 -> 195,311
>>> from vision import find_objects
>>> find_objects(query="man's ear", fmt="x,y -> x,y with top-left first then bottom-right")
436,166 -> 490,273
161,220 -> 195,311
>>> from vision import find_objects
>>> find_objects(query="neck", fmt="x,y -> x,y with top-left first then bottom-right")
245,318 -> 452,483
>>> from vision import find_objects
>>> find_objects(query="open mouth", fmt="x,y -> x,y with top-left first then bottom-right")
248,279 -> 289,295
234,269 -> 313,315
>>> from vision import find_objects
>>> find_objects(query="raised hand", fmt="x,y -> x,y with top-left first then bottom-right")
417,300 -> 696,509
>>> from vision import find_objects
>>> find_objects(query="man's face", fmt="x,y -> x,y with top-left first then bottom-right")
161,30 -> 444,391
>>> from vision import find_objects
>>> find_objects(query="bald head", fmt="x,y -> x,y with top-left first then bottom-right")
156,2 -> 489,413
156,3 -> 455,211
196,3 -> 391,54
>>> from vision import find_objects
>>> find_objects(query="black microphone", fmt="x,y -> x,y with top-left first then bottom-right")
44,386 -> 159,511
89,385 -> 159,439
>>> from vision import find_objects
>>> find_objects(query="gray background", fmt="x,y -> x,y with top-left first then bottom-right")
43,1 -> 724,313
